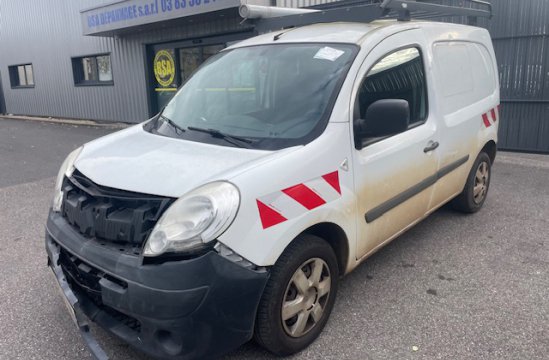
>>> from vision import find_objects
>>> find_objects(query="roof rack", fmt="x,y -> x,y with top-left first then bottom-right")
240,0 -> 493,34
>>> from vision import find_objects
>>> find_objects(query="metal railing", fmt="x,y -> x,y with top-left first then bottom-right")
240,0 -> 493,32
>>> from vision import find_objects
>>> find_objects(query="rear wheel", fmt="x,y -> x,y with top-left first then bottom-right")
254,235 -> 339,356
452,152 -> 491,213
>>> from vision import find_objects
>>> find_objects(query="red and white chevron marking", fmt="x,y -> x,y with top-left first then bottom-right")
256,171 -> 341,229
482,105 -> 500,128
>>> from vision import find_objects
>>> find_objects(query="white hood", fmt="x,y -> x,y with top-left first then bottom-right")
74,124 -> 292,198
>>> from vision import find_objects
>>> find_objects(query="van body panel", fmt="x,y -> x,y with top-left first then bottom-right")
423,25 -> 499,209
219,122 -> 357,268
74,124 -> 298,198
348,28 -> 439,259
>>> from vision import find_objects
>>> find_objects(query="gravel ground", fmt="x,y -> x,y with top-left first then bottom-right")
0,118 -> 547,360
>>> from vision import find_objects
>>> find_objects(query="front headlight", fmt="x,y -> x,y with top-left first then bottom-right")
52,146 -> 83,212
144,182 -> 240,257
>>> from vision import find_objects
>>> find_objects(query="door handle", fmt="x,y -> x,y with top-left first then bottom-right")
424,141 -> 439,153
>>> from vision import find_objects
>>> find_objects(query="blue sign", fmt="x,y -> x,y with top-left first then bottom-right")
81,0 -> 240,35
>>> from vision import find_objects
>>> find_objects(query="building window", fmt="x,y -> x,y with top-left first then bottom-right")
72,54 -> 113,85
8,64 -> 34,88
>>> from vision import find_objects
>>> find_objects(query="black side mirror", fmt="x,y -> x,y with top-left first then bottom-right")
355,99 -> 410,142
365,99 -> 410,136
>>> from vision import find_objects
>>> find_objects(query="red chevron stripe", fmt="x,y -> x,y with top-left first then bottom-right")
482,113 -> 491,127
282,183 -> 326,210
490,108 -> 497,122
257,200 -> 287,229
322,171 -> 341,194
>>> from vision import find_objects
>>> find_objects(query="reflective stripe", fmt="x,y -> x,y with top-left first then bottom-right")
257,171 -> 341,229
257,200 -> 287,229
490,108 -> 497,122
305,176 -> 340,203
260,191 -> 309,220
482,113 -> 491,127
482,105 -> 500,128
321,171 -> 341,194
282,183 -> 326,210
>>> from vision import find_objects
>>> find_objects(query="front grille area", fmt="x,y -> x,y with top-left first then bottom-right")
61,170 -> 174,247
58,246 -> 142,333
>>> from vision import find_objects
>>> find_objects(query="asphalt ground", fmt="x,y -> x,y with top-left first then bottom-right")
0,118 -> 547,360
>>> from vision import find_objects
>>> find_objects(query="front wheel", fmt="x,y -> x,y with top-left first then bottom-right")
254,235 -> 339,356
452,151 -> 492,213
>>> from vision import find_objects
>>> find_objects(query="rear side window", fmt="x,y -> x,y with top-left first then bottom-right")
356,47 -> 428,127
433,42 -> 496,114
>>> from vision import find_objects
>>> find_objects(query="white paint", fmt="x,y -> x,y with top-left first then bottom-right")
69,20 -> 499,273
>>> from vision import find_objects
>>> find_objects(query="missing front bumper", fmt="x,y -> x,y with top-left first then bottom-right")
48,249 -> 109,360
45,211 -> 269,359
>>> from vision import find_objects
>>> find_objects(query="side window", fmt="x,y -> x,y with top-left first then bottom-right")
355,47 -> 428,141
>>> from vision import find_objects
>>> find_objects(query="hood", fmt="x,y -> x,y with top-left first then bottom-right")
74,124 -> 294,198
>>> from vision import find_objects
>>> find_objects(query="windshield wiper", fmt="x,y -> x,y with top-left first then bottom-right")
187,126 -> 254,148
159,114 -> 186,135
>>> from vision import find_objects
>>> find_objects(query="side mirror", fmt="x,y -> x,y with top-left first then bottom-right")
356,99 -> 410,140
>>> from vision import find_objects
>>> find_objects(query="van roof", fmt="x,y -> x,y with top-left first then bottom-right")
229,20 -> 473,48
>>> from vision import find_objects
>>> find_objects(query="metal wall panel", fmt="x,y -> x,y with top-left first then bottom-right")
490,0 -> 549,152
0,1 -> 137,122
0,73 -> 5,114
0,0 -> 246,123
1,0 -> 548,152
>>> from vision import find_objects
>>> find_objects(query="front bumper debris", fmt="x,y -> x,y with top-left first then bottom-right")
45,211 -> 269,360
48,249 -> 109,360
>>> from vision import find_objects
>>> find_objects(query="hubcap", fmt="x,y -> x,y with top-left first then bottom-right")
473,161 -> 489,204
281,258 -> 331,338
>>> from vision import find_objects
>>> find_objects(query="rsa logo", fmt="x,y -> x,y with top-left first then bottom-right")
154,50 -> 175,87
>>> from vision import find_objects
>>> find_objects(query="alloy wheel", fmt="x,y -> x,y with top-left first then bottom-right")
473,161 -> 489,204
281,258 -> 331,338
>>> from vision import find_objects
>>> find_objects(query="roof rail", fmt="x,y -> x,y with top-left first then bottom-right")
240,0 -> 493,34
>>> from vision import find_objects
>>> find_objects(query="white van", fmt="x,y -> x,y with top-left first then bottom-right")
46,4 -> 499,360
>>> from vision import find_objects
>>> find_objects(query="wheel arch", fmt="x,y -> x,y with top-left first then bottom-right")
297,222 -> 350,277
481,140 -> 497,164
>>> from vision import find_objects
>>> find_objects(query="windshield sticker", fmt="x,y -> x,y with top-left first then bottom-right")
314,47 -> 345,62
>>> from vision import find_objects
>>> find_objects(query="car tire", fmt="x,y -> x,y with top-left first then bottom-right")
451,151 -> 492,213
254,234 -> 339,356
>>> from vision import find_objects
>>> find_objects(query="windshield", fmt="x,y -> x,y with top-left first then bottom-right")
149,43 -> 357,150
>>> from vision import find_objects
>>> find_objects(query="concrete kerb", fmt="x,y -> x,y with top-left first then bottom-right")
0,114 -> 132,129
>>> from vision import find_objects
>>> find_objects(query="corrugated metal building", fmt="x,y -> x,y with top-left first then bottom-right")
0,0 -> 548,152
485,0 -> 549,153
0,0 -> 339,123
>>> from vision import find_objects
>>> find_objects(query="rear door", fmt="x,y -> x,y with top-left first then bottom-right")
428,40 -> 500,208
351,29 -> 440,259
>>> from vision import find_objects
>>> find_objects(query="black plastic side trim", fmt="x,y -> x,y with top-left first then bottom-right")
365,174 -> 437,223
437,155 -> 470,179
365,155 -> 470,223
